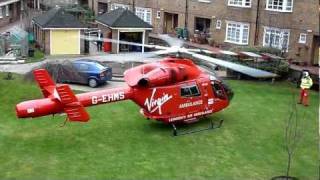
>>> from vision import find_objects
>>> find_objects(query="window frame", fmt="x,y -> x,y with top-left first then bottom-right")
225,21 -> 250,45
180,85 -> 201,98
228,0 -> 251,8
298,33 -> 307,44
211,82 -> 227,100
0,7 -> 3,19
263,26 -> 290,51
135,7 -> 152,25
156,11 -> 161,19
216,20 -> 222,29
266,0 -> 293,12
198,0 -> 212,3
5,5 -> 9,17
110,3 -> 130,11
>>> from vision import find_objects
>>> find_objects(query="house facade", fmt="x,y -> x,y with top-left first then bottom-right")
0,0 -> 24,27
88,0 -> 319,65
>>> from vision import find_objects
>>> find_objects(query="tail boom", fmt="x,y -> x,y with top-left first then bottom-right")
16,86 -> 132,121
16,69 -> 133,122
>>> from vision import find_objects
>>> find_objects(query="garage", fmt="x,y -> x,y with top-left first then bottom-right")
32,7 -> 86,55
50,30 -> 80,55
119,31 -> 143,52
96,8 -> 153,54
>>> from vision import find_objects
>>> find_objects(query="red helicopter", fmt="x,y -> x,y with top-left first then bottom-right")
16,57 -> 233,135
16,35 -> 277,135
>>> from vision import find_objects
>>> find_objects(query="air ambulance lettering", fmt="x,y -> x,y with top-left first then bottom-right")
169,110 -> 213,122
144,88 -> 173,115
92,92 -> 125,105
179,100 -> 203,109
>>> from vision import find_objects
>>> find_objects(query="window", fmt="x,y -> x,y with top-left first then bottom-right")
263,27 -> 290,51
216,20 -> 221,29
181,85 -> 201,97
21,0 -> 24,11
266,0 -> 293,12
211,82 -> 226,100
135,7 -> 152,24
78,64 -> 89,71
228,0 -> 251,7
5,5 -> 9,17
299,33 -> 307,44
156,11 -> 161,19
198,0 -> 212,3
0,7 -> 3,19
225,21 -> 250,45
110,3 -> 129,11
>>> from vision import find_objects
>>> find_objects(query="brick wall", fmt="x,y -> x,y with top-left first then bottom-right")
89,0 -> 319,64
0,2 -> 21,28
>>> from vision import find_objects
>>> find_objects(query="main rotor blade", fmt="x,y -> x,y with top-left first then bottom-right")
190,53 -> 278,78
80,35 -> 169,50
157,34 -> 184,48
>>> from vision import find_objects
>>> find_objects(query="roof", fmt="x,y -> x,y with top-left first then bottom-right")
96,8 -> 153,29
32,7 -> 86,29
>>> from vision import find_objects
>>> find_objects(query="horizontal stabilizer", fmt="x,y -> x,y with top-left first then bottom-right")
33,69 -> 56,98
56,85 -> 90,122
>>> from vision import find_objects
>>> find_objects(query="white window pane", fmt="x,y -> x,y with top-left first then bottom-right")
5,5 -> 9,17
0,7 -> 3,19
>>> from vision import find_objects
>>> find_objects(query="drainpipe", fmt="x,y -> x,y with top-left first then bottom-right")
132,0 -> 135,13
185,0 -> 188,28
254,0 -> 260,46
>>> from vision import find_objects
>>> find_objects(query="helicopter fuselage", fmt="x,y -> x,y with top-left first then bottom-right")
16,57 -> 233,125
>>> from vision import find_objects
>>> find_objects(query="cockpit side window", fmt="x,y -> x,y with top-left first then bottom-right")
211,82 -> 226,100
181,85 -> 201,97
181,87 -> 191,97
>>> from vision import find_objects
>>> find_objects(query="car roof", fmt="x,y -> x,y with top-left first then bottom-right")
74,59 -> 101,64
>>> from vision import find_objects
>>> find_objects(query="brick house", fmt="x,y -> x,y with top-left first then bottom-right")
0,0 -> 24,27
88,0 -> 319,65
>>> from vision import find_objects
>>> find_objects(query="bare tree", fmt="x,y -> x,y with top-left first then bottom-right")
283,93 -> 304,179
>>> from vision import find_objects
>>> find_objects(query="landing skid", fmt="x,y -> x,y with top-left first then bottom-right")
171,119 -> 224,136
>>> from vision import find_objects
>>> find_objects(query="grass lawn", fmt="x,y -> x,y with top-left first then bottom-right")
0,73 -> 318,180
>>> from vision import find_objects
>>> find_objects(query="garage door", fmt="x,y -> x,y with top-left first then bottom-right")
50,30 -> 80,55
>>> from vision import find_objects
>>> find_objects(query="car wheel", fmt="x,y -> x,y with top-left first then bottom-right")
88,78 -> 98,88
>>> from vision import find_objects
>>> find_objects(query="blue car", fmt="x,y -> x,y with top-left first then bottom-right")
58,59 -> 112,88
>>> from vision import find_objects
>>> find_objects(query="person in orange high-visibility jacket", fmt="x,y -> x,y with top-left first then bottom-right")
298,71 -> 313,106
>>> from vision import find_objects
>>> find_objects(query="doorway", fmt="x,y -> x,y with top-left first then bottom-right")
312,35 -> 319,65
164,12 -> 178,34
195,17 -> 211,33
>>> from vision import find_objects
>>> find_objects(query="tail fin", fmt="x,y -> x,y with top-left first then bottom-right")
33,69 -> 90,122
33,69 -> 56,98
55,84 -> 90,122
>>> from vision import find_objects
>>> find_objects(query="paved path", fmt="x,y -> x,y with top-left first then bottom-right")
0,53 -> 161,74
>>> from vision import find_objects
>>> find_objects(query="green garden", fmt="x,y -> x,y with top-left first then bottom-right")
0,73 -> 318,180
